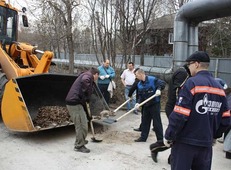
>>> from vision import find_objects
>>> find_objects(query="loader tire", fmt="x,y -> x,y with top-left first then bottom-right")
0,72 -> 8,103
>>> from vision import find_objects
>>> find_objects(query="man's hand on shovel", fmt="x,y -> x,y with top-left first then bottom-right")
155,89 -> 161,96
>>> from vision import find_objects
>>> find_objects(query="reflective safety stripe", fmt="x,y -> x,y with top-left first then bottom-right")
190,86 -> 225,96
174,105 -> 191,116
222,110 -> 231,117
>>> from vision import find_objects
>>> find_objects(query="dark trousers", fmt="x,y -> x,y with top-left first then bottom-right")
98,83 -> 110,104
140,102 -> 163,141
171,142 -> 212,170
165,104 -> 174,119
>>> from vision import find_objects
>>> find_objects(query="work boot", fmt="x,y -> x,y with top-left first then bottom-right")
168,154 -> 171,164
134,137 -> 146,142
151,151 -> 158,163
74,145 -> 90,153
133,128 -> 141,132
226,152 -> 231,159
149,141 -> 165,152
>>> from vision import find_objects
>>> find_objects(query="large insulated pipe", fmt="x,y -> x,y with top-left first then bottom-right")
173,0 -> 231,71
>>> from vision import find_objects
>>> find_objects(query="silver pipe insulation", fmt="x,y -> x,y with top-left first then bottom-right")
173,0 -> 231,71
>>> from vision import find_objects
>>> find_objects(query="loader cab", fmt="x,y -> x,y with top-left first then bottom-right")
0,5 -> 17,45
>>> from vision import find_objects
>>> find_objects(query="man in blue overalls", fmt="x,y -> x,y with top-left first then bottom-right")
134,69 -> 166,147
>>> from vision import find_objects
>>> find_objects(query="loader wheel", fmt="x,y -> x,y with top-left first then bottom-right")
0,72 -> 8,103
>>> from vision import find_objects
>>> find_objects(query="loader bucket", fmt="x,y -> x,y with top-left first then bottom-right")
1,73 -> 109,132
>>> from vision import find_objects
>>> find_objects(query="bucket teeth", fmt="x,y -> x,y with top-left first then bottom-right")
45,123 -> 58,128
35,126 -> 41,130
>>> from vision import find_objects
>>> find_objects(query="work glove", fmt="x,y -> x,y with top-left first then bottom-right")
155,89 -> 161,96
135,103 -> 140,110
164,138 -> 173,147
105,75 -> 110,78
100,75 -> 105,80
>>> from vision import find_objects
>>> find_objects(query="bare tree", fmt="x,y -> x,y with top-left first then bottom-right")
33,0 -> 80,74
87,0 -> 161,67
87,0 -> 119,66
206,17 -> 231,57
166,0 -> 191,12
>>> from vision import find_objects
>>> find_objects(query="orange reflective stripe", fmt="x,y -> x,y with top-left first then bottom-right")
222,110 -> 231,117
190,86 -> 225,96
174,105 -> 191,116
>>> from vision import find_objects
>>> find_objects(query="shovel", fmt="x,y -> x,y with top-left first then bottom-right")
99,95 -> 137,118
100,95 -> 136,117
103,93 -> 158,124
113,94 -> 136,114
86,103 -> 103,142
113,98 -> 130,113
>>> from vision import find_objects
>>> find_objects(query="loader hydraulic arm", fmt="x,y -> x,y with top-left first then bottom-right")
0,41 -> 54,80
34,50 -> 53,74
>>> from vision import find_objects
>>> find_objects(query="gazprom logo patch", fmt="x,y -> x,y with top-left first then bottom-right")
195,94 -> 222,115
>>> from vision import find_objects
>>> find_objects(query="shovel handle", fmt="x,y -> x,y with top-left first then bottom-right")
86,103 -> 96,137
113,94 -> 136,113
113,99 -> 130,112
89,120 -> 96,136
116,94 -> 158,122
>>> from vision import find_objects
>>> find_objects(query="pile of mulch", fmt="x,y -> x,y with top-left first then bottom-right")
33,106 -> 72,128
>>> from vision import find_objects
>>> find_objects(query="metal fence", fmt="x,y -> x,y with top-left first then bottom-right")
53,53 -> 231,86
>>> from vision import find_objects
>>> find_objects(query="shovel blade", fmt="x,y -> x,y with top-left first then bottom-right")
103,118 -> 116,124
91,137 -> 103,142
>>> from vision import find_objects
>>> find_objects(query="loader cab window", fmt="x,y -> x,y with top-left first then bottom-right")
0,6 -> 17,45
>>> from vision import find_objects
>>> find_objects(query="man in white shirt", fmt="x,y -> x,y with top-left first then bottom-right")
121,62 -> 137,114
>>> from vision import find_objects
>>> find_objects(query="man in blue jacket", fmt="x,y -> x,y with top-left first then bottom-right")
134,69 -> 166,145
165,51 -> 231,170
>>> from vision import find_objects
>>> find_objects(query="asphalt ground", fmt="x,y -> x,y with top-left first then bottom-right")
0,110 -> 230,170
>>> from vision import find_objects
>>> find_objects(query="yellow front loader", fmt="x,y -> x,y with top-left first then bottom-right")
0,5 -> 77,131
0,43 -> 77,132
0,0 -> 108,132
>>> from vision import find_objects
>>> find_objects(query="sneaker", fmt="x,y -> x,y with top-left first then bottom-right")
217,138 -> 224,143
74,145 -> 90,153
134,137 -> 146,142
217,134 -> 224,143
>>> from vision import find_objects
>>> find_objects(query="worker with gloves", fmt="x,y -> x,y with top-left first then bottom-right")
98,59 -> 116,104
133,69 -> 166,145
165,51 -> 231,170
150,64 -> 191,163
65,67 -> 99,153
